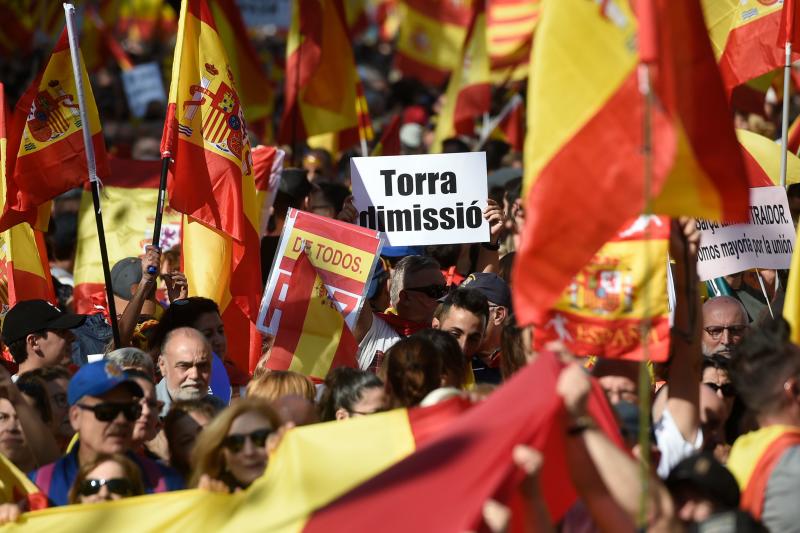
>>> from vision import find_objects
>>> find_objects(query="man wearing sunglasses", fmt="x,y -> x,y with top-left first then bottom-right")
28,361 -> 183,506
701,296 -> 749,359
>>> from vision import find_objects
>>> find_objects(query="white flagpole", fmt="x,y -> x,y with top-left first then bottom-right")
781,41 -> 792,188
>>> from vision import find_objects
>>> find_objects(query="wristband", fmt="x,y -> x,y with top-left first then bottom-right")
566,415 -> 595,436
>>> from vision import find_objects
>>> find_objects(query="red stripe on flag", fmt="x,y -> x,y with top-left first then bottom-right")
718,10 -> 789,92
402,0 -> 473,27
394,52 -> 451,87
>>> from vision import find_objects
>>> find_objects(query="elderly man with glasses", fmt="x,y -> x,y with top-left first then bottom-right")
701,296 -> 749,359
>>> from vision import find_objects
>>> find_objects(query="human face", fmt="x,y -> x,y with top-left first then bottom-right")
45,377 -> 73,440
336,387 -> 386,420
70,387 -> 139,458
702,301 -> 748,358
168,411 -> 210,472
131,377 -> 162,445
598,375 -> 638,405
702,366 -> 734,416
193,312 -> 227,360
35,329 -> 74,367
400,268 -> 447,323
0,399 -> 28,467
78,460 -> 130,504
160,334 -> 212,401
222,411 -> 273,487
433,307 -> 486,359
700,385 -> 728,451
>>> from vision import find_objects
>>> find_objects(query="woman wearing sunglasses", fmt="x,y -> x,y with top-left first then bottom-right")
189,398 -> 284,492
67,453 -> 144,504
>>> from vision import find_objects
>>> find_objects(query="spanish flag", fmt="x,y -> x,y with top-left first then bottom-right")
394,0 -> 474,86
737,129 -> 800,187
162,0 -> 263,374
0,83 -> 55,308
0,29 -> 109,232
514,0 -> 750,323
0,452 -> 47,510
431,0 -> 491,152
785,227 -> 800,345
8,350 -> 624,532
278,0 -> 369,151
268,251 -> 358,381
778,0 -> 800,50
72,158 -> 183,314
486,0 -> 539,82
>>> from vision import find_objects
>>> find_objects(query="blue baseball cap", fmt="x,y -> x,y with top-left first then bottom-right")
366,260 -> 388,300
461,273 -> 512,308
68,361 -> 144,406
380,245 -> 424,258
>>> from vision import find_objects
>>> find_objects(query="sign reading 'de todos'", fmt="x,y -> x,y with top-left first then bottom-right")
350,152 -> 491,246
696,186 -> 797,281
257,209 -> 382,336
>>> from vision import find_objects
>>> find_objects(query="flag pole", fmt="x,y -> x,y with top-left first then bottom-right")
63,3 -> 121,348
150,155 -> 170,258
781,41 -> 792,188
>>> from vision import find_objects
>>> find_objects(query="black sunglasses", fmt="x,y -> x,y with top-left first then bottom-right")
704,382 -> 736,398
404,284 -> 449,300
222,428 -> 272,453
79,478 -> 134,497
77,402 -> 142,422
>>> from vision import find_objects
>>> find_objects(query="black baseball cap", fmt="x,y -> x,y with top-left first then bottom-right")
1,300 -> 86,345
666,452 -> 740,510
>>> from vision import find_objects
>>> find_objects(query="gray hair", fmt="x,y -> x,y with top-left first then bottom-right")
389,255 -> 441,307
106,347 -> 155,376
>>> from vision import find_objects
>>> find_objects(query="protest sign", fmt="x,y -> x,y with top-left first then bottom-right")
696,186 -> 796,281
534,216 -> 671,362
350,152 -> 491,246
120,62 -> 166,118
257,209 -> 382,336
235,0 -> 291,32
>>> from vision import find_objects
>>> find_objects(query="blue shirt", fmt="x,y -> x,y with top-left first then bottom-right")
28,443 -> 184,506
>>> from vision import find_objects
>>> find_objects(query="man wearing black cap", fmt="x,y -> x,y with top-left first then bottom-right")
1,300 -> 85,378
28,360 -> 183,506
461,273 -> 512,384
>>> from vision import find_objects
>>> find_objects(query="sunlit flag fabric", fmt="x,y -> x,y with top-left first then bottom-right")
161,0 -> 262,374
0,83 -> 55,307
394,0 -> 473,86
9,350 -> 624,532
0,29 -> 109,232
278,0 -> 370,151
514,0 -> 750,325
737,129 -> 800,187
486,0 -> 539,82
785,230 -> 800,344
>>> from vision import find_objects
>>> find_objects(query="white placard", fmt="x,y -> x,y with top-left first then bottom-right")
350,152 -> 491,246
696,186 -> 797,281
120,62 -> 166,119
236,0 -> 291,30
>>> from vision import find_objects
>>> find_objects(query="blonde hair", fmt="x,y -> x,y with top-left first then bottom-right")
67,453 -> 144,504
246,370 -> 315,402
189,398 -> 281,488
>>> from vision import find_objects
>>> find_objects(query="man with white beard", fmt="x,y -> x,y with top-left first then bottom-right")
156,328 -> 214,416
701,296 -> 749,359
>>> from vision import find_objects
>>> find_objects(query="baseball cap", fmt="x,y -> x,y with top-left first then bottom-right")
1,300 -> 86,345
67,360 -> 144,406
666,452 -> 740,510
111,257 -> 143,300
381,245 -> 425,258
366,260 -> 388,300
461,273 -> 512,308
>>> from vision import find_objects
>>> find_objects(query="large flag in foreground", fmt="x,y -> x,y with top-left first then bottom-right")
0,83 -> 55,307
514,0 -> 751,323
9,350 -> 623,531
1,29 -> 109,232
162,0 -> 262,373
786,230 -> 800,344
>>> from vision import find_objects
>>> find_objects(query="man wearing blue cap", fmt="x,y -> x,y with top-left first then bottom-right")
461,273 -> 512,384
28,361 -> 183,505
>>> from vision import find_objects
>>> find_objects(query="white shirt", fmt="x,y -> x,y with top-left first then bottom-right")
655,406 -> 703,478
357,315 -> 401,370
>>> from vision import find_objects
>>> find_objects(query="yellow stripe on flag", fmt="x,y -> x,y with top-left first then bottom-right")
737,129 -> 800,186
785,229 -> 800,345
284,229 -> 378,284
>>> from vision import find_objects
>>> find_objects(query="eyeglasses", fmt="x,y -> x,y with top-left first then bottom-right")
77,402 -> 142,422
79,478 -> 134,497
222,428 -> 272,453
404,284 -> 449,300
703,325 -> 747,340
704,382 -> 736,398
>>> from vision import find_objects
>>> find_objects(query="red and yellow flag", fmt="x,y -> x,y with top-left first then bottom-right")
1,29 -> 109,232
486,0 -> 539,82
778,0 -> 800,49
0,83 -> 55,308
514,0 -> 750,324
279,0 -> 370,151
431,0 -> 491,152
268,251 -> 358,381
162,0 -> 263,374
394,0 -> 474,86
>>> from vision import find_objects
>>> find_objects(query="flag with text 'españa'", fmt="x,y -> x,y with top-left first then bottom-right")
0,83 -> 55,308
514,0 -> 750,322
702,0 -> 798,92
431,0 -> 491,153
486,0 -> 539,82
533,216 -> 671,362
72,158 -> 183,315
268,251 -> 358,381
9,350 -> 625,532
394,0 -> 474,86
0,29 -> 109,233
278,0 -> 369,150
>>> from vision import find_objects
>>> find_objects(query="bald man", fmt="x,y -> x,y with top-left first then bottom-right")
156,328 -> 213,416
701,296 -> 749,358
